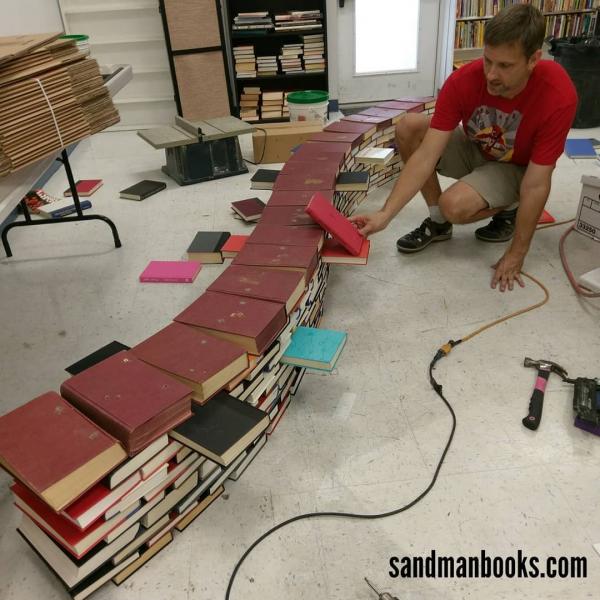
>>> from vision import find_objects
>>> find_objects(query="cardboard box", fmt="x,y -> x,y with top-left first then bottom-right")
252,121 -> 323,164
576,175 -> 600,242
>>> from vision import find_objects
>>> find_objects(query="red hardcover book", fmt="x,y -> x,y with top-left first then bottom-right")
394,96 -> 434,104
207,265 -> 306,314
272,169 -> 337,192
173,291 -> 287,355
324,120 -> 377,138
130,322 -> 249,404
342,114 -> 393,129
60,352 -> 193,456
304,140 -> 353,156
306,130 -> 364,148
376,100 -> 424,112
279,160 -> 340,178
64,179 -> 103,197
305,191 -> 364,255
321,237 -> 370,265
232,242 -> 318,282
267,190 -> 334,207
221,234 -> 249,258
12,481 -> 132,559
231,197 -> 266,222
287,145 -> 347,167
259,205 -> 317,227
248,223 -> 324,249
0,391 -> 126,512
360,107 -> 404,121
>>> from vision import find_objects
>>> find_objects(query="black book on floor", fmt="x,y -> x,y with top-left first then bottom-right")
186,231 -> 231,263
119,180 -> 166,201
250,169 -> 280,190
336,171 -> 369,192
65,341 -> 130,375
170,391 -> 269,466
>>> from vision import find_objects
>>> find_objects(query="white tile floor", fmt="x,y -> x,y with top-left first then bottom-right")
1,125 -> 599,600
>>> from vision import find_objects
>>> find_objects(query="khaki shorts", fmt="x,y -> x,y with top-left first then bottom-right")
436,128 -> 526,209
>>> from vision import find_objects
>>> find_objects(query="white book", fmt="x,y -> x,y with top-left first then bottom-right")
139,440 -> 181,479
177,466 -> 223,514
72,552 -> 139,600
143,452 -> 202,501
103,492 -> 165,544
108,435 -> 168,489
229,435 -> 267,481
111,514 -> 170,565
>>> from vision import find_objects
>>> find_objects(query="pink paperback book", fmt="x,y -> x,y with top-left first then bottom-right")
139,261 -> 201,283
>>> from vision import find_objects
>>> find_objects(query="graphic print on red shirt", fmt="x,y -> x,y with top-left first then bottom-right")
431,59 -> 577,166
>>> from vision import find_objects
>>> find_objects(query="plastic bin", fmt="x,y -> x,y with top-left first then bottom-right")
287,90 -> 329,124
549,36 -> 600,128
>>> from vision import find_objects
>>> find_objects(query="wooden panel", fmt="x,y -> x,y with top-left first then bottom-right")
174,52 -> 230,120
164,0 -> 221,50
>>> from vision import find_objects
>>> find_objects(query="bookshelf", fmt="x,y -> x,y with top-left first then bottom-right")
225,0 -> 329,124
454,0 -> 600,67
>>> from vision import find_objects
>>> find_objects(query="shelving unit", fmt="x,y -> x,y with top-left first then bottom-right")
58,0 -> 176,128
453,0 -> 600,67
225,0 -> 329,124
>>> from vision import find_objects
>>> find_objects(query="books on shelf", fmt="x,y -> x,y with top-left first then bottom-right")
233,13 -> 274,32
233,45 -> 256,79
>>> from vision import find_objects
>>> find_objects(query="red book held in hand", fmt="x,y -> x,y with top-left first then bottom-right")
305,192 -> 364,256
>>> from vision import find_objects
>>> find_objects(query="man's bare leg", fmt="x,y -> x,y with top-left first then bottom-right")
395,113 -> 442,208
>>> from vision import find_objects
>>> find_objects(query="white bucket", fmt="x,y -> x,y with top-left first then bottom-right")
287,90 -> 329,125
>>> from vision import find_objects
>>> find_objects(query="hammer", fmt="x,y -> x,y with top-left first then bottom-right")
522,357 -> 569,430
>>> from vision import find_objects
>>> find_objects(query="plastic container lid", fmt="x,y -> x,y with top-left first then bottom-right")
287,90 -> 329,104
60,34 -> 90,42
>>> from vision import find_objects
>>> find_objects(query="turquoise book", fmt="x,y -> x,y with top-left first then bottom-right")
281,326 -> 347,371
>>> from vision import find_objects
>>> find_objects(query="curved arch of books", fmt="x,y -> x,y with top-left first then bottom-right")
0,96 -> 435,598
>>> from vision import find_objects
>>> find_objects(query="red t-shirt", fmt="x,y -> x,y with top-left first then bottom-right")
431,59 -> 577,166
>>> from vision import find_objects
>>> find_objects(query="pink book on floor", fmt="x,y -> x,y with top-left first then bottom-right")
305,192 -> 364,256
139,261 -> 201,283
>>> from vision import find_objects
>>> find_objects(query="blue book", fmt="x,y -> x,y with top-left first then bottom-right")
38,199 -> 92,218
564,138 -> 597,159
281,326 -> 347,371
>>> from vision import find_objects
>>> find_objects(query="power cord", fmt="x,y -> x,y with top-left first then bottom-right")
244,127 -> 268,166
224,272 -> 550,600
558,225 -> 600,298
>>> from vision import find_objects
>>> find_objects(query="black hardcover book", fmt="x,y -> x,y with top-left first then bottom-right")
170,391 -> 269,466
186,231 -> 231,264
65,341 -> 130,375
250,169 -> 280,190
336,171 -> 370,192
119,180 -> 166,201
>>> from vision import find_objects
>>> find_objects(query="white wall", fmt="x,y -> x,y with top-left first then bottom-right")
0,0 -> 64,36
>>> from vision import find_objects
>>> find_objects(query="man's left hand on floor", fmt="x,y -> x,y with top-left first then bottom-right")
491,250 -> 525,292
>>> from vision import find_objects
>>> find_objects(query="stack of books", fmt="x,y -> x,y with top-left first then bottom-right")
240,86 -> 261,122
232,12 -> 274,33
261,91 -> 285,120
233,45 -> 256,79
302,34 -> 326,72
279,43 -> 304,74
274,10 -> 323,32
256,55 -> 278,77
0,33 -> 119,178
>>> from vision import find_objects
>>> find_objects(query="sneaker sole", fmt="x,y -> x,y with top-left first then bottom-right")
396,234 -> 452,254
474,232 -> 514,243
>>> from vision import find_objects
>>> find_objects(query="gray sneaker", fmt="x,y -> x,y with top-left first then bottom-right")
475,208 -> 517,242
396,217 -> 453,254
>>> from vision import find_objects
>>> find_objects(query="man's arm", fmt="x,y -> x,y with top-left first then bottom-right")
350,127 -> 453,236
491,161 -> 553,291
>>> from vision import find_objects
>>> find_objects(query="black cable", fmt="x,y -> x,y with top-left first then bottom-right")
225,345 -> 458,600
243,127 -> 268,166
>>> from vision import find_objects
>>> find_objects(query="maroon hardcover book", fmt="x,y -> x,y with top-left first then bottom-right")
304,140 -> 353,156
360,107 -> 404,120
60,352 -> 193,455
279,160 -> 340,178
174,291 -> 287,355
306,130 -> 364,148
231,197 -> 266,222
259,205 -> 317,227
287,145 -> 347,167
232,242 -> 318,282
248,223 -> 324,249
0,391 -> 126,512
342,114 -> 392,129
385,99 -> 426,111
267,190 -> 333,207
130,322 -> 249,404
272,169 -> 337,192
324,120 -> 377,137
207,265 -> 306,314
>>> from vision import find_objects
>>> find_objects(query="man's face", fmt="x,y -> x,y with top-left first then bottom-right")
483,43 -> 541,98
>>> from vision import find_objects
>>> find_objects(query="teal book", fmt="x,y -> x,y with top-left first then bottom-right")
281,326 -> 347,371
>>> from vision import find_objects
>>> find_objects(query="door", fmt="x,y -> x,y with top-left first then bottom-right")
335,0 -> 441,106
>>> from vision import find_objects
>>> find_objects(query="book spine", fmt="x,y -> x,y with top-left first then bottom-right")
49,201 -> 92,218
140,277 -> 192,283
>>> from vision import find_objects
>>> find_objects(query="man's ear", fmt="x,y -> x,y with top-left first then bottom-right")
528,49 -> 542,69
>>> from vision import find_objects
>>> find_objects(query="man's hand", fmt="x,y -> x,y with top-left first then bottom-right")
348,211 -> 390,237
491,250 -> 525,292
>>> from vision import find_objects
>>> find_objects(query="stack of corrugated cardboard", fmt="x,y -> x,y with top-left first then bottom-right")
0,33 -> 119,178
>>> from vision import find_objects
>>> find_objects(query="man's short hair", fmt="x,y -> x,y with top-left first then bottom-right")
484,4 -> 545,58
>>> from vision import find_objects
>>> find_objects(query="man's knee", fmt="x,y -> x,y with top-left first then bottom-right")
395,113 -> 430,147
439,190 -> 477,224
